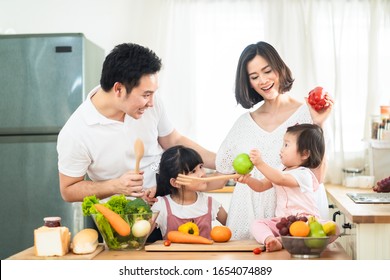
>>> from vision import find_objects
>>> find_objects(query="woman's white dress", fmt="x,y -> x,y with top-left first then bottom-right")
216,104 -> 314,240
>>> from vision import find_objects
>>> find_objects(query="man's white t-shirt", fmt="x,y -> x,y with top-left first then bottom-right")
57,86 -> 174,188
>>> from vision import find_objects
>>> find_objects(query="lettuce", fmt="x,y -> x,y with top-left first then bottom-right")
105,194 -> 128,214
81,195 -> 100,216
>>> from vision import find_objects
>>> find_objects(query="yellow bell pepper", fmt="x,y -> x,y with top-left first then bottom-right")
178,221 -> 199,235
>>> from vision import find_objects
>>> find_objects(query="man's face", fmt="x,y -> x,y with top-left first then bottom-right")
121,74 -> 158,119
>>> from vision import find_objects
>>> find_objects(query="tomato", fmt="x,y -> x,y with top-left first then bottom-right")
308,86 -> 329,111
164,240 -> 171,246
253,247 -> 262,254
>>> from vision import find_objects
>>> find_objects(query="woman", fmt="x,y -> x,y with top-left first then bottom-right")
216,41 -> 333,240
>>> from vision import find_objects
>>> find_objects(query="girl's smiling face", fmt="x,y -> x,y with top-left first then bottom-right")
247,55 -> 280,100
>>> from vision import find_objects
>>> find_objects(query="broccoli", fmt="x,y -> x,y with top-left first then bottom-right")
124,198 -> 151,214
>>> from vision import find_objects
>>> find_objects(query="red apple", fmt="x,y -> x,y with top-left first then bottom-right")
308,86 -> 329,111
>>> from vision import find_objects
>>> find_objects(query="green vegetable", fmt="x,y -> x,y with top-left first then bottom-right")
124,198 -> 151,214
81,195 -> 153,250
106,194 -> 128,215
81,195 -> 100,216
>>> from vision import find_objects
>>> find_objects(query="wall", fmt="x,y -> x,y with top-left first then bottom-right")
0,0 -> 163,56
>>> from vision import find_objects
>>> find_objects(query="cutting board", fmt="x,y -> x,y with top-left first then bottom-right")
145,239 -> 264,252
7,245 -> 104,260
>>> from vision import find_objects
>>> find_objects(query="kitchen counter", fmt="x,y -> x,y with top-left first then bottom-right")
94,242 -> 349,260
6,241 -> 350,260
325,184 -> 390,223
325,184 -> 390,259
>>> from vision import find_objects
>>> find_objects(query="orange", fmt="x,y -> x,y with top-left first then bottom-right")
289,221 -> 310,237
210,226 -> 232,242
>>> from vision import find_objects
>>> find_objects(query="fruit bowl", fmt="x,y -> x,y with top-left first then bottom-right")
92,211 -> 159,250
281,235 -> 330,258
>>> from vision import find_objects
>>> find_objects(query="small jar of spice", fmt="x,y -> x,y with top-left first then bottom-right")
43,216 -> 62,227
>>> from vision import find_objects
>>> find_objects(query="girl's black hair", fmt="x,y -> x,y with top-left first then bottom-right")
235,41 -> 294,109
155,145 -> 203,197
286,124 -> 325,169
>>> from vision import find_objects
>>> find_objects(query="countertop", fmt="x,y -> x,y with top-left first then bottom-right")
325,184 -> 390,223
91,241 -> 350,260
7,242 -> 350,260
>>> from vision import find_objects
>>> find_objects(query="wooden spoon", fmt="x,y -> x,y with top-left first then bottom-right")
175,173 -> 240,185
134,138 -> 144,174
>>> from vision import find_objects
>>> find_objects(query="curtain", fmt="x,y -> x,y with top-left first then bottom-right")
129,0 -> 390,184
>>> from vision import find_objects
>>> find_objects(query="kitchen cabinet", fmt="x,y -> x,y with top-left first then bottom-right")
207,187 -> 234,209
326,184 -> 390,260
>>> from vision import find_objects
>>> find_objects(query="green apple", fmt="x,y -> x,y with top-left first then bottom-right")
232,153 -> 254,175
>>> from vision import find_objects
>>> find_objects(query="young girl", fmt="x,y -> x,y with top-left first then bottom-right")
237,124 -> 338,252
151,145 -> 227,239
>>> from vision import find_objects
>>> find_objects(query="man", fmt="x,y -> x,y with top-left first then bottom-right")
57,43 -> 215,202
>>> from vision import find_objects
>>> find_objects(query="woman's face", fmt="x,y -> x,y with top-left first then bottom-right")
247,55 -> 280,100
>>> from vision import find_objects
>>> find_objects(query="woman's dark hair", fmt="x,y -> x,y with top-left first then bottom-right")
100,43 -> 162,93
235,41 -> 294,109
286,123 -> 325,169
155,145 -> 203,197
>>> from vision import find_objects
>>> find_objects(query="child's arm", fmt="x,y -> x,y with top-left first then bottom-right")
191,172 -> 230,192
250,149 -> 299,188
205,177 -> 228,191
216,206 -> 228,225
237,174 -> 273,192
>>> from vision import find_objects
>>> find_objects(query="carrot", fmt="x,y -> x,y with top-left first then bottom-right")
167,231 -> 213,244
94,204 -> 131,237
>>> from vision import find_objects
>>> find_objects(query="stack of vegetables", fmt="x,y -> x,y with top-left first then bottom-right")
166,221 -> 213,245
82,195 -> 154,250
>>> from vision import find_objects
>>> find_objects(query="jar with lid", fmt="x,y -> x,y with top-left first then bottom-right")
43,216 -> 62,227
342,167 -> 364,187
370,115 -> 381,139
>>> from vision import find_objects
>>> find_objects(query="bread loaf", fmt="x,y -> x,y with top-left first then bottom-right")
34,226 -> 71,257
72,228 -> 98,254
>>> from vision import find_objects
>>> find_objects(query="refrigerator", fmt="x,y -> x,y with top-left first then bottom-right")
0,33 -> 105,259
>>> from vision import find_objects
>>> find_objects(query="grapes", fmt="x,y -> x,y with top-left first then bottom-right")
299,216 -> 308,222
287,215 -> 297,223
276,222 -> 285,230
279,227 -> 289,236
373,175 -> 390,193
277,215 -> 309,236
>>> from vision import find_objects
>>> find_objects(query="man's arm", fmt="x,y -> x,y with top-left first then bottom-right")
59,171 -> 145,202
158,129 -> 216,169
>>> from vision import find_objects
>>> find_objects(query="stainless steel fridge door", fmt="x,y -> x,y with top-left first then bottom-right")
0,135 -> 86,259
0,34 -> 85,134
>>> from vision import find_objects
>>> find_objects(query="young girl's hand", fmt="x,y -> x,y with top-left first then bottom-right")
235,173 -> 252,184
143,186 -> 158,205
249,149 -> 263,166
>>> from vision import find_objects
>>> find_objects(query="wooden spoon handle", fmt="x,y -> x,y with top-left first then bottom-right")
201,174 -> 241,182
135,160 -> 140,174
